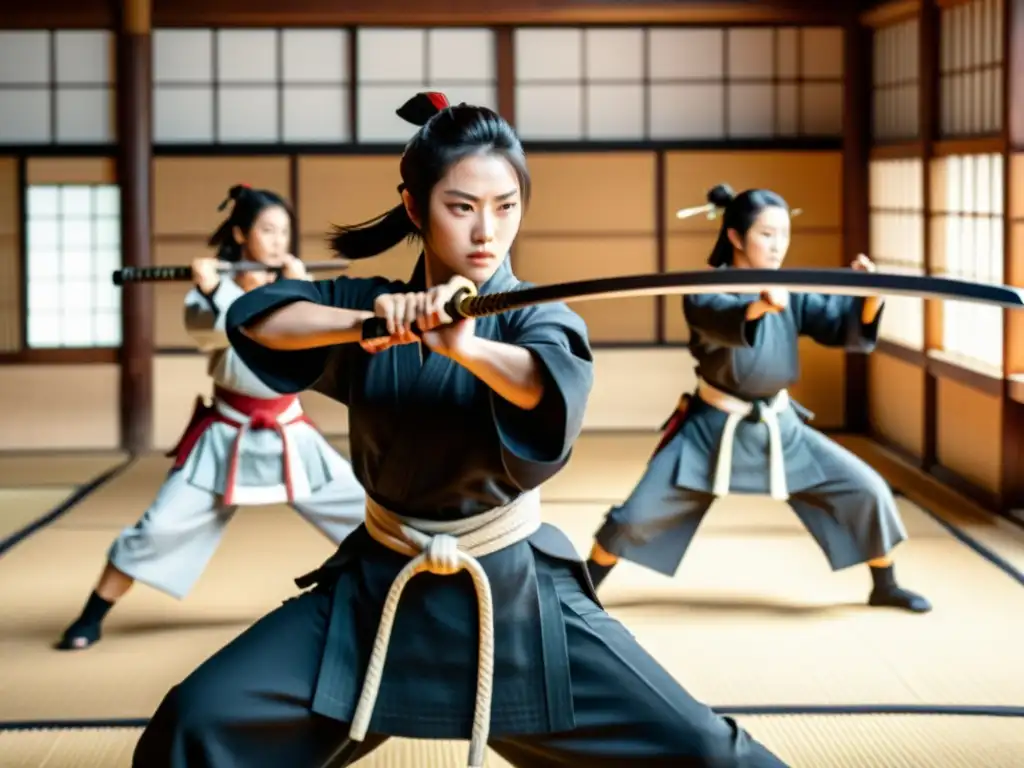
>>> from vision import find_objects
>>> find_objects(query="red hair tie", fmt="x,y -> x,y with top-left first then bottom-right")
396,92 -> 451,127
425,92 -> 449,111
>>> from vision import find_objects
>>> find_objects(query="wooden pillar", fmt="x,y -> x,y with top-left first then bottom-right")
115,0 -> 153,454
843,15 -> 872,433
1001,0 -> 1024,515
919,0 -> 939,470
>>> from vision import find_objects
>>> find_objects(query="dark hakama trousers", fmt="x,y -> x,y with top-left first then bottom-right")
133,572 -> 787,767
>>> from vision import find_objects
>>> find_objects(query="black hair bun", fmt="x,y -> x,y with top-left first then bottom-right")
218,184 -> 249,211
396,92 -> 450,127
707,183 -> 735,208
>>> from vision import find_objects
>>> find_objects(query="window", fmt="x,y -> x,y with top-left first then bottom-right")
931,153 -> 1004,370
871,18 -> 920,141
25,184 -> 121,348
869,158 -> 925,349
939,0 -> 1003,137
356,27 -> 496,143
0,30 -> 114,145
512,26 -> 844,142
153,28 -> 352,144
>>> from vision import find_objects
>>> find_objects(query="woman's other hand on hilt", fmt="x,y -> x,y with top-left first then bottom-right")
418,276 -> 478,358
191,257 -> 223,295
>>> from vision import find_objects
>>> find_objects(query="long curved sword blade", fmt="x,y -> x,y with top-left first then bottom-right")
361,268 -> 1024,340
478,268 -> 1024,314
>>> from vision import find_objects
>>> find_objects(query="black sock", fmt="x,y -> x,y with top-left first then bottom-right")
57,591 -> 114,649
870,564 -> 897,592
586,559 -> 615,589
79,590 -> 114,625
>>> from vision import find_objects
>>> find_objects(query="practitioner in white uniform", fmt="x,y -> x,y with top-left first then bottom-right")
56,184 -> 366,651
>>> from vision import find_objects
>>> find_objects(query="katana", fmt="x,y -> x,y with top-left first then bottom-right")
361,268 -> 1024,340
112,259 -> 351,286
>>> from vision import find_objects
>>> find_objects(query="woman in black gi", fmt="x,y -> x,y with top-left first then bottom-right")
131,96 -> 788,767
586,184 -> 931,615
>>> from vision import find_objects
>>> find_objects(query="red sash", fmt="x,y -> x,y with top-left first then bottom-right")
166,386 -> 315,503
651,393 -> 692,459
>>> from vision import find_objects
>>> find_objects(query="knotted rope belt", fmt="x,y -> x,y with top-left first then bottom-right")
348,489 -> 543,768
697,378 -> 790,501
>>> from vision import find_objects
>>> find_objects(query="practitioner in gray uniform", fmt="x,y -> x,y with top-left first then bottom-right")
56,185 -> 366,651
587,183 -> 931,614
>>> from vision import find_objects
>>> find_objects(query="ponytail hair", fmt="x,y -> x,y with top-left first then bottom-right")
328,197 -> 418,261
706,184 -> 737,268
705,183 -> 790,267
330,91 -> 530,261
207,184 -> 293,262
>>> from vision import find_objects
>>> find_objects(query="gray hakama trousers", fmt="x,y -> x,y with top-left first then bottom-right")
108,468 -> 365,599
595,401 -> 907,578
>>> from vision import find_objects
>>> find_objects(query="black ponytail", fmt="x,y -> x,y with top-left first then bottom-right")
705,183 -> 789,267
329,199 -> 418,260
206,184 -> 293,262
329,90 -> 530,261
707,184 -> 737,268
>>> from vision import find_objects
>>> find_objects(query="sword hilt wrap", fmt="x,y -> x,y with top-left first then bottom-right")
360,283 -> 480,341
112,266 -> 194,285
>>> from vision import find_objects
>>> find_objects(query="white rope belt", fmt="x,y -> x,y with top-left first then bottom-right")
698,378 -> 790,501
349,489 -> 543,768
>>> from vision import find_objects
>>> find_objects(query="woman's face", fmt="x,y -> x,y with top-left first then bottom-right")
729,205 -> 791,270
406,152 -> 523,286
234,204 -> 291,291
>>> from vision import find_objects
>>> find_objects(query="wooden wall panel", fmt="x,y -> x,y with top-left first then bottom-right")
1008,153 -> 1024,377
153,241 -> 200,348
0,364 -> 119,450
297,155 -> 421,280
513,237 -> 657,342
789,341 -> 847,428
0,158 -> 20,353
300,235 -> 420,283
520,153 -> 656,235
25,158 -> 115,185
868,351 -> 925,458
935,377 -> 1002,495
297,155 -> 402,239
153,157 -> 291,237
517,152 -> 656,343
151,354 -> 209,450
664,150 -> 844,234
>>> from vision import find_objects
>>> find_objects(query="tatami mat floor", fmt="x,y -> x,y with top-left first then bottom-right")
1,434 -> 1023,766
0,452 -> 126,488
3,714 -> 1022,768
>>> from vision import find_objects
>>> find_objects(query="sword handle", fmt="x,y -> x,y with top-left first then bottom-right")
360,286 -> 478,341
112,266 -> 193,285
113,260 -> 350,286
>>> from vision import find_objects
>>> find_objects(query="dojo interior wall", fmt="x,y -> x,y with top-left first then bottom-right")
862,0 -> 1019,509
0,148 -> 845,450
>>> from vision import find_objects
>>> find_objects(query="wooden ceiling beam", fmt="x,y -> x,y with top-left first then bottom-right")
5,0 -> 849,29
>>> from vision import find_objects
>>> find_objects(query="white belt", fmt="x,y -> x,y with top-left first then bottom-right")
698,378 -> 790,501
349,489 -> 543,768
